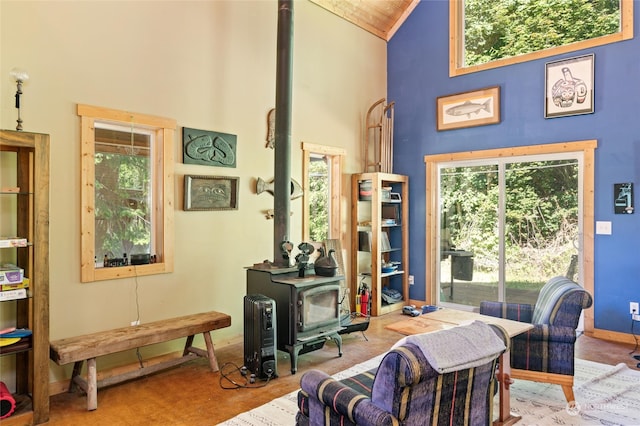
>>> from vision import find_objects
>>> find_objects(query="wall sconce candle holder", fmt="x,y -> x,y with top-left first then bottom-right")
10,67 -> 29,131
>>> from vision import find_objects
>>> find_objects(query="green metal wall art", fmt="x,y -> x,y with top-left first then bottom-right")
182,127 -> 237,167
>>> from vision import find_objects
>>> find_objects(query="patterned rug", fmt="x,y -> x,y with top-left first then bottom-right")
219,356 -> 640,425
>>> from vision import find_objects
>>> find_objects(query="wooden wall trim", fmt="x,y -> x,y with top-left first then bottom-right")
588,328 -> 638,346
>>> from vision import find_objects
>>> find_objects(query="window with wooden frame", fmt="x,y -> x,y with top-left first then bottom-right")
79,104 -> 176,282
302,142 -> 345,243
450,0 -> 634,76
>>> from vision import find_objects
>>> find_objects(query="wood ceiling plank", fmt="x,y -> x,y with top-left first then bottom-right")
309,0 -> 418,41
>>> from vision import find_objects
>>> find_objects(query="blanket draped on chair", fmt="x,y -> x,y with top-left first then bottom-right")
395,320 -> 506,373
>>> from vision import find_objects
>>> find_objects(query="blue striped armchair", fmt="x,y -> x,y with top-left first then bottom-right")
296,321 -> 508,426
480,275 -> 593,403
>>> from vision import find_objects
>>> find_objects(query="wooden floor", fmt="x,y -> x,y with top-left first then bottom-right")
44,313 -> 639,425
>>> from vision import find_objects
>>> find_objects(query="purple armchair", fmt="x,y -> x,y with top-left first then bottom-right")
296,321 -> 508,426
480,275 -> 593,403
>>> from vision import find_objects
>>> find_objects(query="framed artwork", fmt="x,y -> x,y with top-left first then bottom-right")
437,86 -> 501,131
184,175 -> 239,211
614,183 -> 634,214
183,127 -> 237,168
545,54 -> 594,118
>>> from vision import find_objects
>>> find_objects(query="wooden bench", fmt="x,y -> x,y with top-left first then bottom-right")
49,311 -> 231,411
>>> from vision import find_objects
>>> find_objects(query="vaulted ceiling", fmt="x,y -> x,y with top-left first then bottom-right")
309,0 -> 420,41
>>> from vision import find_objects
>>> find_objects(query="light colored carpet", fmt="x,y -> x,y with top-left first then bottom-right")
219,356 -> 640,426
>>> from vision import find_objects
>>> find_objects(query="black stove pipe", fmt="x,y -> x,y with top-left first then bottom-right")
273,0 -> 294,267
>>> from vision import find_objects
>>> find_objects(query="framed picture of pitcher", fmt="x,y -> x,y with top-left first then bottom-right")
545,54 -> 594,118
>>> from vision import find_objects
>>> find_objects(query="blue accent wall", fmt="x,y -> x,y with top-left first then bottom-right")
388,0 -> 640,334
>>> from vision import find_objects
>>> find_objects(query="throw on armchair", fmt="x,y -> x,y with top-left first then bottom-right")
479,275 -> 593,403
296,321 -> 508,426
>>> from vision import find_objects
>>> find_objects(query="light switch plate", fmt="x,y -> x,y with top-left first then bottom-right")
595,221 -> 612,235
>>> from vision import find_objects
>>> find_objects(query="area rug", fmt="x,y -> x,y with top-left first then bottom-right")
219,356 -> 640,426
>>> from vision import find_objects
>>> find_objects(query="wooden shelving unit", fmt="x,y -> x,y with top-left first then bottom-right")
0,130 -> 50,425
351,172 -> 408,316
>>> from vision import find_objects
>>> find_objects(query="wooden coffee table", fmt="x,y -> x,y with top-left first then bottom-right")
389,309 -> 533,426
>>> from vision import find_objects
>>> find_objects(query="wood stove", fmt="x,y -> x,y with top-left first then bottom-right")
246,266 -> 343,374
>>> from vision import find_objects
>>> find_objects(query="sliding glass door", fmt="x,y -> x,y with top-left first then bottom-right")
438,154 -> 581,308
439,163 -> 500,305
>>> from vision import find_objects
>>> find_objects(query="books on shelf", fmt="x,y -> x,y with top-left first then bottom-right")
0,237 -> 28,248
358,231 -> 372,252
0,264 -> 24,285
1,277 -> 29,291
381,232 -> 391,251
0,288 -> 27,301
359,231 -> 393,252
0,328 -> 32,338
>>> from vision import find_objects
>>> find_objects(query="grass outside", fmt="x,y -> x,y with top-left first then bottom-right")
441,260 -> 549,290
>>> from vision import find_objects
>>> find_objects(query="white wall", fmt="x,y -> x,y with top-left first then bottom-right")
0,0 -> 386,383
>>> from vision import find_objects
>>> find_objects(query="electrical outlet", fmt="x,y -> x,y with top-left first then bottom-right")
633,314 -> 640,322
409,275 -> 414,285
131,320 -> 140,326
630,302 -> 639,315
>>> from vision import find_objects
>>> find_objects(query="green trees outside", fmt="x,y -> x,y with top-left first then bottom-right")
94,151 -> 151,261
441,160 -> 578,285
504,160 -> 579,282
464,0 -> 621,66
308,159 -> 329,242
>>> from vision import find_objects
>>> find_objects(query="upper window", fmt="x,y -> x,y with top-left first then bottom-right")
450,0 -> 634,76
79,104 -> 176,282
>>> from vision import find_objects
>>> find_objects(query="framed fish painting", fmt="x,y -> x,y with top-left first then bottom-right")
436,86 -> 501,131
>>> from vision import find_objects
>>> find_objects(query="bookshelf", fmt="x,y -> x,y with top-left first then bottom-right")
0,130 -> 50,425
351,173 -> 409,316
